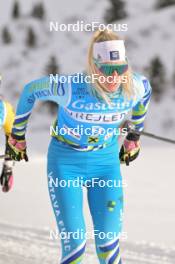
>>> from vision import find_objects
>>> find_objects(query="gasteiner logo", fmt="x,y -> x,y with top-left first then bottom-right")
71,100 -> 131,111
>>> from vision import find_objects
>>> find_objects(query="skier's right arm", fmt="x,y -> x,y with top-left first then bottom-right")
12,76 -> 70,139
6,76 -> 70,161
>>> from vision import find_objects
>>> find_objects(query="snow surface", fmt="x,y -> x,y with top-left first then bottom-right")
0,221 -> 175,264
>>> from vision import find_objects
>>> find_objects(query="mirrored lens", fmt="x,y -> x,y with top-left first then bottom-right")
97,64 -> 128,76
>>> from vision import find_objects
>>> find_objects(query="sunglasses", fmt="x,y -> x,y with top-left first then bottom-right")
94,61 -> 128,76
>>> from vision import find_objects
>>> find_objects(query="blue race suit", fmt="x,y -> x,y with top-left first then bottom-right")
12,72 -> 151,264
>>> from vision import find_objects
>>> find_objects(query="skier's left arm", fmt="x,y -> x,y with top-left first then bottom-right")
120,77 -> 152,165
131,77 -> 152,131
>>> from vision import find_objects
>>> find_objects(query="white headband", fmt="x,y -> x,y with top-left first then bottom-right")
93,40 -> 126,63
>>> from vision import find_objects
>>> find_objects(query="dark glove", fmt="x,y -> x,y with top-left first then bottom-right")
0,161 -> 14,192
119,131 -> 140,166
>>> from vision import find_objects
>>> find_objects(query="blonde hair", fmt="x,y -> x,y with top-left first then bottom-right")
87,29 -> 134,104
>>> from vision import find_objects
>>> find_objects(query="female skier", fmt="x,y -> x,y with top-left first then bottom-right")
6,30 -> 151,264
0,76 -> 15,192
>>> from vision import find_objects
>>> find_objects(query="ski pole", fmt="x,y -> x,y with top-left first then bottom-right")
140,131 -> 175,144
0,155 -> 7,159
121,120 -> 175,145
